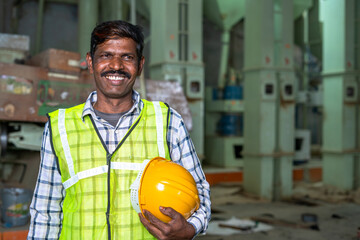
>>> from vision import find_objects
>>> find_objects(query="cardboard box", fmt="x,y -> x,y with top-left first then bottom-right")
0,48 -> 28,64
26,48 -> 81,74
0,63 -> 94,122
0,33 -> 30,51
0,33 -> 30,64
0,63 -> 47,122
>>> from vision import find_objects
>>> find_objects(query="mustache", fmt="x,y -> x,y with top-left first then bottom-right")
100,70 -> 131,79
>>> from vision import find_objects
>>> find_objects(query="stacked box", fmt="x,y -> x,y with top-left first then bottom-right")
0,62 -> 47,122
0,62 -> 95,122
26,48 -> 81,74
0,33 -> 30,64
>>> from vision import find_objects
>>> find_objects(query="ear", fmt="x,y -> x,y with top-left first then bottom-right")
86,52 -> 94,74
137,56 -> 145,76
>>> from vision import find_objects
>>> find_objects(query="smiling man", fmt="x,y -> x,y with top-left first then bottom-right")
28,20 -> 211,240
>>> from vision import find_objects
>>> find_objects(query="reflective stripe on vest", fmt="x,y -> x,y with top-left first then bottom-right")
58,109 -> 76,178
153,101 -> 165,158
58,101 -> 166,190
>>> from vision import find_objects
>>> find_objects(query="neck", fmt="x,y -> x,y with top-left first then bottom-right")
94,94 -> 133,114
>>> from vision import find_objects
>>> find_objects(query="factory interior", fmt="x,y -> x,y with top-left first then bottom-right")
0,0 -> 360,239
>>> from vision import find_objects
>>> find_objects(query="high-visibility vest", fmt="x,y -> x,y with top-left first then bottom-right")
48,100 -> 170,240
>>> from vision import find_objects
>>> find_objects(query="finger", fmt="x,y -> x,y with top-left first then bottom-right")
159,206 -> 182,220
143,209 -> 168,228
139,213 -> 149,226
139,212 -> 165,239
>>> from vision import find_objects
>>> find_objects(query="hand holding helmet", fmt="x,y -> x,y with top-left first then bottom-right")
131,157 -> 200,239
131,157 -> 200,222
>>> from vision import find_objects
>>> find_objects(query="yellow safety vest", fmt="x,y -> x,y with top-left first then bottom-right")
48,100 -> 170,240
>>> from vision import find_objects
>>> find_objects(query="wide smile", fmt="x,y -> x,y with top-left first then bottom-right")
105,75 -> 126,81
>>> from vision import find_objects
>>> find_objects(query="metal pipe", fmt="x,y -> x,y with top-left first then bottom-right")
78,0 -> 98,59
0,0 -> 5,32
302,9 -> 309,129
35,0 -> 45,54
218,31 -> 230,89
111,0 -> 123,21
354,0 -> 360,189
10,3 -> 19,34
130,0 -> 136,24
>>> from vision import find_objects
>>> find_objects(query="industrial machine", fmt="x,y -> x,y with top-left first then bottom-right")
203,0 -> 246,168
205,82 -> 244,168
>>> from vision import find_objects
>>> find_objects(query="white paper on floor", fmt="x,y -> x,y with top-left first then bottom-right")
207,217 -> 273,236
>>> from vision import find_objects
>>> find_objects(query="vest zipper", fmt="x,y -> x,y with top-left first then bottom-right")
87,105 -> 147,239
106,153 -> 112,240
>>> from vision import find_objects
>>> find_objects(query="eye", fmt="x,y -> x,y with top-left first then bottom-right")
123,55 -> 134,61
100,53 -> 111,58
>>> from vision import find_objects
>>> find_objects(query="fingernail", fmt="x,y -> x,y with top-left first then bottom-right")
159,206 -> 164,210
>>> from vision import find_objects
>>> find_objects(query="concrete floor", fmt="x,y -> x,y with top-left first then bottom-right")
1,151 -> 360,240
198,183 -> 360,240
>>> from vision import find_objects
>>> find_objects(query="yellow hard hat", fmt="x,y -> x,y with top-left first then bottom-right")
130,157 -> 200,223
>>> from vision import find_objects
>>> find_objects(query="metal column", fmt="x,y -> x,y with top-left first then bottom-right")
356,0 -> 360,190
273,0 -> 295,200
243,0 -> 295,200
35,0 -> 45,54
149,0 -> 205,158
321,0 -> 358,190
101,0 -> 127,23
78,0 -> 98,58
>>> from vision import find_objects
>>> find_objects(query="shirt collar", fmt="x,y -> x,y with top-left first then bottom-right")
81,89 -> 143,121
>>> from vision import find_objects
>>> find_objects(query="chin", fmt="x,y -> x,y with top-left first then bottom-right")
104,91 -> 131,99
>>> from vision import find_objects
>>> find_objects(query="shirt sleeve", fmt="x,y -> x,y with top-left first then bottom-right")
167,109 -> 211,235
27,122 -> 65,240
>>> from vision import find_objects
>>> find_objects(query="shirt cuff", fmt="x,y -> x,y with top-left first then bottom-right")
187,215 -> 204,237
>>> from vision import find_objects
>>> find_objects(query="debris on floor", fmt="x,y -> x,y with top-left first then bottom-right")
286,196 -> 320,206
250,214 -> 319,231
293,182 -> 360,204
201,181 -> 360,240
207,217 -> 273,236
210,182 -> 269,205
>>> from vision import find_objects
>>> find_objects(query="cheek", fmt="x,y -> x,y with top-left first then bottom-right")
92,63 -> 105,74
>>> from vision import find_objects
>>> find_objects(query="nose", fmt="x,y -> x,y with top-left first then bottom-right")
108,56 -> 124,70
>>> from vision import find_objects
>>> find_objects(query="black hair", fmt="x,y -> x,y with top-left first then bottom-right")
90,20 -> 144,64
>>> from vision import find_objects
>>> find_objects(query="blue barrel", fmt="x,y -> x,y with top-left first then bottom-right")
217,114 -> 243,136
223,85 -> 243,100
1,188 -> 32,227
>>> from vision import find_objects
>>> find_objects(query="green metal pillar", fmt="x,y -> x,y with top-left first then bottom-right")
273,0 -> 295,199
149,0 -> 205,158
356,0 -> 360,190
35,0 -> 45,54
243,0 -> 295,200
100,0 -> 128,23
321,0 -> 358,190
243,0 -> 277,200
78,0 -> 98,58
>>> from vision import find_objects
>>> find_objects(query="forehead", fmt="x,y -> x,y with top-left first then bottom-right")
95,38 -> 137,54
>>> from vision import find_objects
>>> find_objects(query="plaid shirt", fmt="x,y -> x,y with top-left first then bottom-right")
27,90 -> 211,239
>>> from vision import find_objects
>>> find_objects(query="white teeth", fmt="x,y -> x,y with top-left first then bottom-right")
106,75 -> 124,80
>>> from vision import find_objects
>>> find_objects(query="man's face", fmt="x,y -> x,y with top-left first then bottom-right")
86,38 -> 144,100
